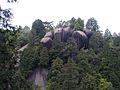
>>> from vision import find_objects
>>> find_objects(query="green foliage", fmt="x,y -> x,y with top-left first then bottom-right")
0,1 -> 33,89
89,31 -> 104,53
16,26 -> 31,48
61,58 -> 79,90
69,17 -> 84,30
48,57 -> 63,80
44,21 -> 54,31
113,33 -> 120,46
74,18 -> 84,30
77,49 -> 101,73
20,45 -> 49,77
69,17 -> 76,28
31,19 -> 45,37
48,39 -> 64,62
38,47 -> 49,67
56,20 -> 69,28
24,21 -> 120,90
1,14 -> 120,90
100,45 -> 120,89
86,17 -> 99,31
104,29 -> 112,41
30,19 -> 45,45
98,78 -> 114,90
46,80 -> 52,90
20,46 -> 39,77
56,17 -> 84,30
47,57 -> 63,90
0,7 -> 13,29
79,73 -> 98,90
47,58 -> 80,90
0,29 -> 19,90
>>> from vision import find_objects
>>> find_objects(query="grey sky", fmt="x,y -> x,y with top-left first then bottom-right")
1,0 -> 120,33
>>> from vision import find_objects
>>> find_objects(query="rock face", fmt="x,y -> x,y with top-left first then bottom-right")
28,67 -> 48,90
44,31 -> 54,39
40,27 -> 93,50
54,27 -> 63,42
40,37 -> 52,49
73,31 -> 88,49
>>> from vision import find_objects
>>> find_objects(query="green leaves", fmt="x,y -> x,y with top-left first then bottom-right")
47,58 -> 80,90
69,17 -> 84,30
99,78 -> 114,90
86,17 -> 99,31
0,29 -> 19,89
74,18 -> 84,31
38,47 -> 49,67
104,29 -> 112,41
20,45 -> 49,77
47,57 -> 63,90
61,59 -> 79,90
1,13 -> 120,90
31,19 -> 45,38
79,73 -> 98,90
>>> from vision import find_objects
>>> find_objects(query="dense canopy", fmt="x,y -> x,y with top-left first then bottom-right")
0,1 -> 120,90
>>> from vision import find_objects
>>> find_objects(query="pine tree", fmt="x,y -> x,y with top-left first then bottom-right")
104,29 -> 112,41
60,58 -> 79,90
79,73 -> 98,90
47,57 -> 63,90
38,47 -> 49,67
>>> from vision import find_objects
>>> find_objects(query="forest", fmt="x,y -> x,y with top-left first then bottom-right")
1,0 -> 120,90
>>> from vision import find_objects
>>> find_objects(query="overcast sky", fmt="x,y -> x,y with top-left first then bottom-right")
0,0 -> 120,33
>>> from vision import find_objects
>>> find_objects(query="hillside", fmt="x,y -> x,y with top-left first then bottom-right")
1,17 -> 120,90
